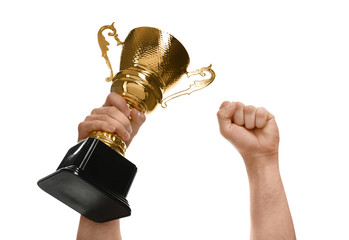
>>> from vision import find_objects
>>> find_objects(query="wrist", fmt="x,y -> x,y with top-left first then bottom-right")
243,154 -> 280,181
77,216 -> 122,240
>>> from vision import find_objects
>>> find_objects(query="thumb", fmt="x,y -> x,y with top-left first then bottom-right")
125,108 -> 146,147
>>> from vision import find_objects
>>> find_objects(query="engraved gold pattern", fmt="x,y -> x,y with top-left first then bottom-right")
89,131 -> 126,156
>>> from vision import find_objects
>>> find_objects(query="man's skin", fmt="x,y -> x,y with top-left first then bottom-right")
217,101 -> 296,240
76,93 -> 296,240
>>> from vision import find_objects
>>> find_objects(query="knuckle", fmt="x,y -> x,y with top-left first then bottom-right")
217,109 -> 224,119
106,106 -> 115,115
100,114 -> 109,121
85,115 -> 94,121
244,105 -> 255,113
236,102 -> 244,108
91,108 -> 99,115
107,92 -> 115,101
78,122 -> 85,131
219,101 -> 230,110
256,107 -> 267,118
105,93 -> 117,106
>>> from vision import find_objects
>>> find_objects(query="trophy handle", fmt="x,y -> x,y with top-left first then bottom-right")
98,22 -> 124,82
160,64 -> 216,108
92,22 -> 127,156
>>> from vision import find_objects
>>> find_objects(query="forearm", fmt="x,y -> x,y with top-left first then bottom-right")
246,159 -> 296,240
77,216 -> 122,240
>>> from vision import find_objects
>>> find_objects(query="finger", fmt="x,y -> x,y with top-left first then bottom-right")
255,107 -> 268,128
219,101 -> 231,110
103,92 -> 130,118
217,102 -> 238,138
84,114 -> 131,141
125,109 -> 146,147
233,102 -> 245,126
78,120 -> 119,141
129,108 -> 146,137
244,105 -> 257,129
91,106 -> 132,134
267,112 -> 275,121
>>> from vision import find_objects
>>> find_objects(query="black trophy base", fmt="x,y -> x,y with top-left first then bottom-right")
38,137 -> 137,222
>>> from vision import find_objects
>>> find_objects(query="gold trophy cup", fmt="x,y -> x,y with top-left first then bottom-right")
38,22 -> 215,222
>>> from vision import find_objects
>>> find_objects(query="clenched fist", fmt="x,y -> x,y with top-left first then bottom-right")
217,101 -> 279,169
78,92 -> 146,147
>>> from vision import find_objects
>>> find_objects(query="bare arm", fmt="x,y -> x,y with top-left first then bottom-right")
76,92 -> 146,240
217,101 -> 296,240
77,216 -> 122,240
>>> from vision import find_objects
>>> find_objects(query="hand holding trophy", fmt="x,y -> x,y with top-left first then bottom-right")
38,21 -> 215,222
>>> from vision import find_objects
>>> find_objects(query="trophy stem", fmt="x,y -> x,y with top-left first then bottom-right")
89,131 -> 127,156
123,94 -> 147,113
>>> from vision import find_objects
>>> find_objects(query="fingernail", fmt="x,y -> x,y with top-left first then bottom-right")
135,109 -> 142,118
139,112 -> 145,121
123,132 -> 130,141
128,126 -> 133,134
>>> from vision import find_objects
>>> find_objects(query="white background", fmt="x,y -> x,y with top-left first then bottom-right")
1,0 -> 348,239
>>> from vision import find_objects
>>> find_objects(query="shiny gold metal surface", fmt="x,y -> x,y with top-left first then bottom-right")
98,22 -> 124,82
161,64 -> 215,108
90,22 -> 216,155
89,131 -> 126,156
